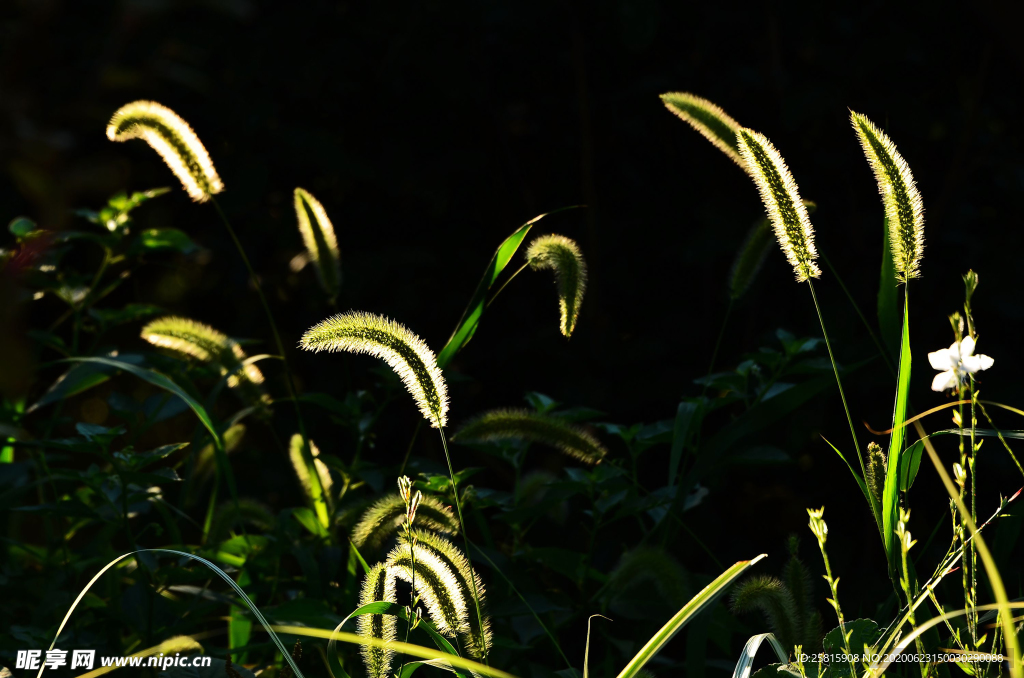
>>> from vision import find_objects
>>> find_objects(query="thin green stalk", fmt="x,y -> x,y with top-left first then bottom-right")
700,298 -> 733,399
970,377 -> 979,644
807,279 -> 863,475
209,197 -> 326,526
435,419 -> 488,666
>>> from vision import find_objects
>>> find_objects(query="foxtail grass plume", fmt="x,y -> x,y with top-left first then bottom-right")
357,563 -> 397,678
300,311 -> 448,427
659,92 -> 746,170
386,542 -> 469,637
141,316 -> 268,404
735,129 -> 821,282
352,492 -> 459,552
850,111 -> 925,282
293,188 -> 342,299
107,101 -> 224,202
402,529 -> 492,658
728,218 -> 773,300
526,234 -> 587,337
288,433 -> 334,513
453,408 -> 606,464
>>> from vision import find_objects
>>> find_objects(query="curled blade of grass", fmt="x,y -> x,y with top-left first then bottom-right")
106,101 -> 223,202
614,555 -> 766,678
452,408 -> 606,464
526,234 -> 587,338
583,614 -> 612,678
735,129 -> 820,283
850,111 -> 925,282
402,529 -> 491,659
270,626 -> 518,678
300,311 -> 448,427
729,218 -> 773,300
38,549 -> 304,678
731,633 -> 789,678
288,433 -> 333,529
352,493 -> 459,553
141,316 -> 269,407
294,188 -> 342,300
357,564 -> 399,678
659,92 -> 746,170
387,542 -> 469,638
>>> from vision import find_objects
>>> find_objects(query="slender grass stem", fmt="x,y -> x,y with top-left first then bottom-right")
434,419 -> 488,666
209,197 -> 326,525
806,279 -> 863,475
700,298 -> 733,399
486,262 -> 530,309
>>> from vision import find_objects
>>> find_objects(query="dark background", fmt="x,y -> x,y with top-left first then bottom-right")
3,0 -> 1024,647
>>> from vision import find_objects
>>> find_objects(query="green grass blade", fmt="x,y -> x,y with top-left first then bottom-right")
882,292 -> 911,577
877,217 -> 899,358
39,549 -> 305,678
614,555 -> 766,678
731,633 -> 789,678
436,208 -> 579,368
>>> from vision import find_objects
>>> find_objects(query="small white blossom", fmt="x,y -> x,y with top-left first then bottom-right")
927,336 -> 993,392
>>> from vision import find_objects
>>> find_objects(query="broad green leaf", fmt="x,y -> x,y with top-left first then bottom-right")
133,227 -> 197,254
230,569 -> 254,662
8,216 -> 36,237
669,400 -> 701,488
614,555 -> 766,678
437,208 -> 577,368
877,218 -> 900,358
882,294 -> 911,578
899,440 -> 925,491
27,354 -> 145,412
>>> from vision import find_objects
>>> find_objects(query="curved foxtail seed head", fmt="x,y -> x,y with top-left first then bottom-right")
141,316 -> 267,403
403,529 -> 492,659
849,111 -> 925,282
659,92 -> 746,170
107,101 -> 223,202
453,408 -> 606,464
293,188 -> 342,299
288,433 -> 333,512
351,493 -> 459,553
735,129 -> 821,283
386,542 -> 469,638
526,234 -> 587,337
357,563 -> 397,678
300,311 -> 448,427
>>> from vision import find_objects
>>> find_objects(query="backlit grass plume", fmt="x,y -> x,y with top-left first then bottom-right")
357,563 -> 398,678
288,433 -> 334,519
293,188 -> 342,299
107,101 -> 224,202
402,529 -> 491,658
141,316 -> 268,403
659,92 -> 745,169
526,234 -> 587,338
352,493 -> 459,552
850,111 -> 925,282
453,408 -> 606,464
735,129 -> 820,282
299,312 -> 448,427
386,542 -> 469,637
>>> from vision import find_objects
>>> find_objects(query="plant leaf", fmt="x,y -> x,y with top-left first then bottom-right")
614,555 -> 766,678
882,293 -> 911,578
899,440 -> 925,492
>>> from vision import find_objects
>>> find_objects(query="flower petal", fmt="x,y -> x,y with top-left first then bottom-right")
931,370 -> 957,392
977,353 -> 994,370
962,354 -> 994,374
928,349 -> 954,371
959,336 -> 976,358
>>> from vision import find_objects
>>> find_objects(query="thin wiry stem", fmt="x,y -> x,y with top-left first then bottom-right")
210,197 -> 326,527
435,419 -> 488,666
807,279 -> 863,475
701,298 -> 733,399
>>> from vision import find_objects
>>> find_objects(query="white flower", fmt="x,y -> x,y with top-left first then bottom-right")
928,336 -> 993,392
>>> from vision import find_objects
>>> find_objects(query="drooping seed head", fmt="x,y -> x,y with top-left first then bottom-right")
293,188 -> 342,299
659,92 -> 746,170
525,235 -> 587,338
300,311 -> 448,427
850,111 -> 924,282
453,408 -> 606,464
107,101 -> 224,202
735,129 -> 821,283
357,563 -> 397,678
351,492 -> 459,553
386,542 -> 469,637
